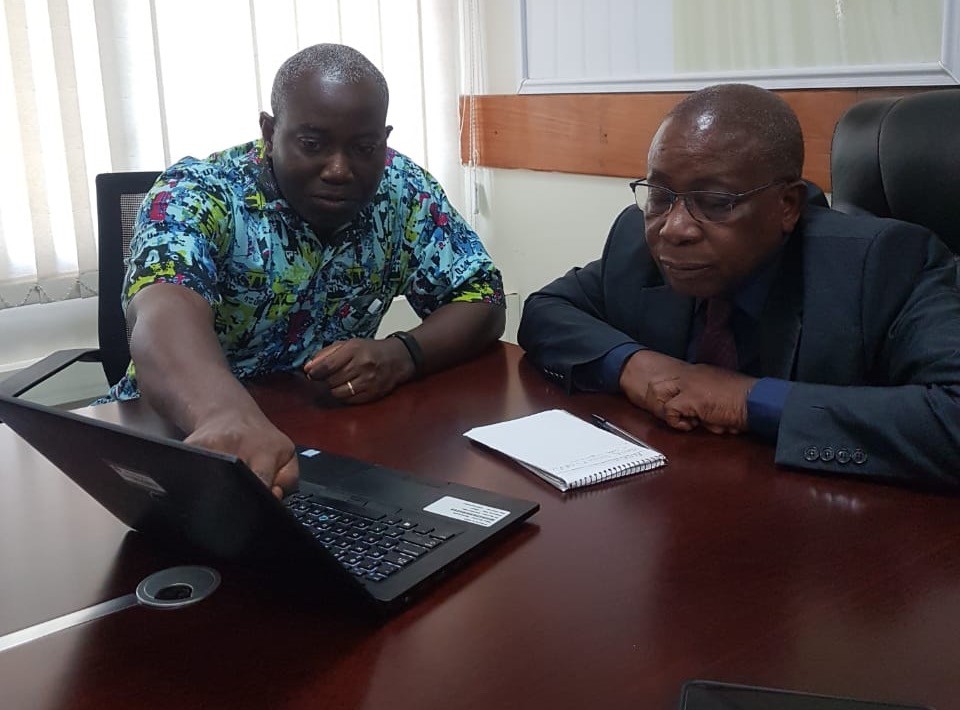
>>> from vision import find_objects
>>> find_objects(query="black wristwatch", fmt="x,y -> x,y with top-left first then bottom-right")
388,331 -> 424,379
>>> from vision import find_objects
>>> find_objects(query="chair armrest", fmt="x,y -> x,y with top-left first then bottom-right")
0,348 -> 102,397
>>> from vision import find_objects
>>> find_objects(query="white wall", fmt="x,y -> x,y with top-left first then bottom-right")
472,169 -> 633,307
469,0 -> 635,307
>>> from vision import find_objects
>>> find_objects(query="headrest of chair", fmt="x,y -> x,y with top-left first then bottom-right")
830,89 -> 960,253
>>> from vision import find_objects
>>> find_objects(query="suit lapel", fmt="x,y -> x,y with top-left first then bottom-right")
759,235 -> 804,379
635,285 -> 695,359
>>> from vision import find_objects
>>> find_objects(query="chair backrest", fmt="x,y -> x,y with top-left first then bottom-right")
95,171 -> 162,386
830,89 -> 960,255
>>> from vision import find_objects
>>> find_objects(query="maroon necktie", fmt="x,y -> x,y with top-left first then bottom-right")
695,299 -> 738,370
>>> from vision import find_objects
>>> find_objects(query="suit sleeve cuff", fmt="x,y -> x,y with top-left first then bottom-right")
572,343 -> 643,393
747,377 -> 792,439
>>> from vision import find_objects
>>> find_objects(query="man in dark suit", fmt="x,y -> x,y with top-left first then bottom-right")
518,83 -> 960,486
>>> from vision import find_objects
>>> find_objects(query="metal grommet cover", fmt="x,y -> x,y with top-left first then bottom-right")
136,566 -> 221,609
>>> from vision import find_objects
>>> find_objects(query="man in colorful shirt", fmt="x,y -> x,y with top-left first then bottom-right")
116,44 -> 505,496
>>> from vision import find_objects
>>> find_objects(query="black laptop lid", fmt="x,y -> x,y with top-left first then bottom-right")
0,395 -> 350,577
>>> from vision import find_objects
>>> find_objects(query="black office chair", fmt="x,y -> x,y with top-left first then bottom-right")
830,88 -> 960,256
0,171 -> 162,398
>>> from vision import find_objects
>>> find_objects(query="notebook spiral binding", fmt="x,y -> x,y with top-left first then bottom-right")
579,457 -> 664,488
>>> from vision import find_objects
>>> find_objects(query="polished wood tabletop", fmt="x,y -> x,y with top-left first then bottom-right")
1,342 -> 958,710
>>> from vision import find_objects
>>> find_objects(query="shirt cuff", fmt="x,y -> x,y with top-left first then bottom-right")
572,343 -> 642,393
747,377 -> 792,439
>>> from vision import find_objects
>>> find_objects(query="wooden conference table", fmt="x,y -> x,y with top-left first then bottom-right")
1,342 -> 958,710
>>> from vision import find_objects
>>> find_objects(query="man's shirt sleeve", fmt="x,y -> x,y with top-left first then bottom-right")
747,377 -> 792,439
123,160 -> 229,312
396,162 -> 504,318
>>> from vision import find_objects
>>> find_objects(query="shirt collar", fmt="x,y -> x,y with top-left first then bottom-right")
245,139 -> 287,212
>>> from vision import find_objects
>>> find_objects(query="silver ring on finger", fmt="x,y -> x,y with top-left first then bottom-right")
346,380 -> 356,396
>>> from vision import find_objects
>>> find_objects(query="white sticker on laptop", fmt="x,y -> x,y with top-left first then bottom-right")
107,461 -> 167,496
423,496 -> 510,527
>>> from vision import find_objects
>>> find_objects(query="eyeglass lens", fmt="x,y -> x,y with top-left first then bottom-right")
641,186 -> 735,223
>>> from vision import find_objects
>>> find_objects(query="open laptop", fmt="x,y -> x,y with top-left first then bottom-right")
0,394 -> 539,613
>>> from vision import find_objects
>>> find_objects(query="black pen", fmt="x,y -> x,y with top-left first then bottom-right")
591,414 -> 654,449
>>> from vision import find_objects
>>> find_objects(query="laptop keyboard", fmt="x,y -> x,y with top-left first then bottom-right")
284,492 -> 460,583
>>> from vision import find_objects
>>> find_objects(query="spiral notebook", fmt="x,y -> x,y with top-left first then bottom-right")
464,409 -> 667,492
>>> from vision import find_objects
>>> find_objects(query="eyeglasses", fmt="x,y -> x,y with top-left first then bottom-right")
629,179 -> 782,224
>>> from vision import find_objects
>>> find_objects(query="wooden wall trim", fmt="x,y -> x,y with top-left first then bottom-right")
459,88 -> 934,191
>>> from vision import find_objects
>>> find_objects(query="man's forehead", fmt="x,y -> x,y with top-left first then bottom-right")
294,74 -> 364,100
653,113 -> 756,157
660,109 -> 748,140
648,118 -> 765,186
282,77 -> 385,122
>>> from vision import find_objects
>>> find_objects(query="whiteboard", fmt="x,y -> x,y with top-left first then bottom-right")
518,0 -> 959,93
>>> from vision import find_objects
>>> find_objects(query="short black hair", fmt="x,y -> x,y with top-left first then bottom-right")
667,83 -> 804,181
270,43 -> 389,119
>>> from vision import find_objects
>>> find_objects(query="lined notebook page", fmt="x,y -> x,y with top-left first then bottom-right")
464,409 -> 666,492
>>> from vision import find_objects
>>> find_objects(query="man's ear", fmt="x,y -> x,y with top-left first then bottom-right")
384,125 -> 393,143
780,180 -> 806,233
259,112 -> 275,154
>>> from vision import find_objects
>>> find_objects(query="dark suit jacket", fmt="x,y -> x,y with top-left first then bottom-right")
518,204 -> 960,486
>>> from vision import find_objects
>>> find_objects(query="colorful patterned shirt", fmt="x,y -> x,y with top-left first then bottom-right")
106,140 -> 503,400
